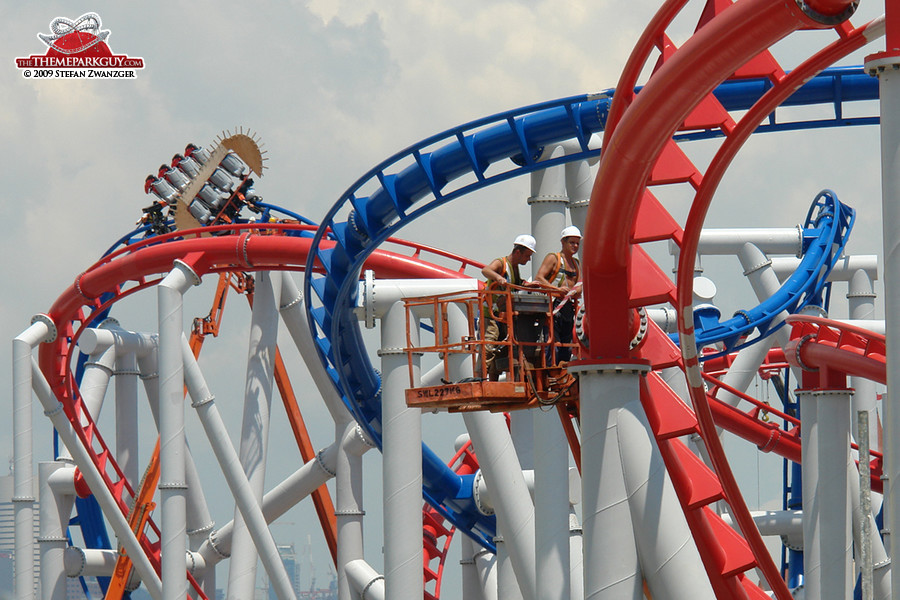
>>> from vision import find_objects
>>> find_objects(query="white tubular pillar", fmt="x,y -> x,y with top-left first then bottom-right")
463,411 -> 536,600
63,547 -> 119,577
38,463 -> 74,600
798,389 -> 821,599
137,346 -> 160,430
530,145 -> 568,265
769,254 -> 879,281
494,536 -> 523,600
444,297 -> 474,381
571,362 -> 645,600
712,334 -> 776,410
30,361 -> 162,599
181,337 -> 296,600
568,509 -> 584,600
529,146 -> 571,600
473,544 -> 498,600
115,349 -> 140,488
158,258 -> 200,600
565,154 -> 594,236
139,340 -> 215,558
380,301 -> 423,599
78,326 -> 116,430
184,454 -> 215,554
821,390 -> 854,599
136,345 -> 214,558
849,268 -> 880,443
617,401 -> 714,599
13,316 -> 54,600
532,404 -> 570,598
228,270 -> 281,600
345,559 -> 385,600
460,536 -> 484,600
738,244 -> 801,381
687,227 -> 804,256
849,454 -> 893,600
279,272 -> 350,422
199,442 -> 341,566
80,322 -> 159,487
336,420 -> 370,600
358,276 -> 480,323
738,243 -> 794,349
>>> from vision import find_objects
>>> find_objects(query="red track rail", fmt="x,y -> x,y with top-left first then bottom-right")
37,223 -> 483,597
786,314 -> 887,385
581,1 -> 865,598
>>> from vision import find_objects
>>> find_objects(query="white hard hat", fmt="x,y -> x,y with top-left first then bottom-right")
561,226 -> 582,240
513,234 -> 537,253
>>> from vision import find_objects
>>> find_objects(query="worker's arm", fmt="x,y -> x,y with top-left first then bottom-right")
482,258 -> 507,286
535,253 -> 560,288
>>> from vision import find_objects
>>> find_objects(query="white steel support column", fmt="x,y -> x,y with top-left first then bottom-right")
738,243 -> 794,350
79,325 -> 116,434
798,389 -> 821,599
115,348 -> 140,488
460,536 -> 484,600
13,316 -> 54,600
529,147 -> 570,600
58,319 -> 117,478
180,337 -> 296,600
713,336 -> 776,410
617,400 -> 714,599
820,390 -> 854,600
849,457 -> 893,599
446,303 -> 493,600
279,272 -> 350,422
532,409 -> 569,597
30,361 -> 162,599
848,268 -> 879,446
197,442 -> 343,567
463,411 -> 536,600
62,548 -> 119,578
565,156 -> 593,236
158,259 -> 200,600
80,323 -> 216,555
494,536 -> 523,600
345,560 -> 385,600
473,544 -> 498,600
530,145 -> 569,267
380,301 -> 423,598
140,342 -> 214,558
799,389 -> 854,599
444,300 -> 472,381
79,323 -> 157,493
867,37 -> 900,594
571,362 -> 645,600
336,420 -> 368,600
38,463 -> 74,600
228,270 -> 281,599
568,508 -> 584,600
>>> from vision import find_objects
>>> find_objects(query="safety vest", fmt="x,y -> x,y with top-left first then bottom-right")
484,257 -> 523,316
547,252 -> 580,287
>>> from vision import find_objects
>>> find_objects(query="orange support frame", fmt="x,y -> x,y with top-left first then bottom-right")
402,286 -> 581,412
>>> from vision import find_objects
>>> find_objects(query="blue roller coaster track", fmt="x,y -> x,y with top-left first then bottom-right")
301,66 -> 877,549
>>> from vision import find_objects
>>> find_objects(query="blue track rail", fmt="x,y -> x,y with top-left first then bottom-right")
696,190 -> 855,352
302,66 -> 876,549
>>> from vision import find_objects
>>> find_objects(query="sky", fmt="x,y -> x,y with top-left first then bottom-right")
0,1 -> 891,597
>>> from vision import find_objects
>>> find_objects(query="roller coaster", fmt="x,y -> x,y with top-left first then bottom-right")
11,1 -> 900,599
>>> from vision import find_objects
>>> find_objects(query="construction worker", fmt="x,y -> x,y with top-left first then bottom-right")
536,225 -> 582,363
481,234 -> 537,379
